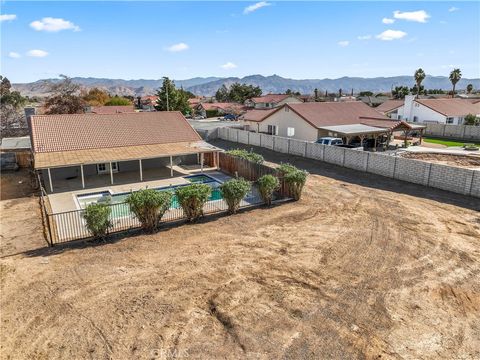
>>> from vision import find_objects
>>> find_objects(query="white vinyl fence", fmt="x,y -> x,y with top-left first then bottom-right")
422,123 -> 480,141
217,128 -> 480,198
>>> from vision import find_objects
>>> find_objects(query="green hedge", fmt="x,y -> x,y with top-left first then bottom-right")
226,149 -> 264,164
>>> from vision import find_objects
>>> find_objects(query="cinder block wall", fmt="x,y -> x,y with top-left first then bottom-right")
218,128 -> 479,198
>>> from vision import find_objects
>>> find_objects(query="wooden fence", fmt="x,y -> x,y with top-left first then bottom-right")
218,152 -> 291,197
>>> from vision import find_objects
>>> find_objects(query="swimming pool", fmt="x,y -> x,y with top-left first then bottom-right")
76,174 -> 224,217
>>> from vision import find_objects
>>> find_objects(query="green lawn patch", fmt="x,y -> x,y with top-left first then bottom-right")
423,137 -> 480,147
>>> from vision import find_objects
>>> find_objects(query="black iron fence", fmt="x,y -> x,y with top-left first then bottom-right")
44,187 -> 272,245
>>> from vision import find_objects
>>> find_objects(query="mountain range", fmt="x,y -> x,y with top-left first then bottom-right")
12,74 -> 480,97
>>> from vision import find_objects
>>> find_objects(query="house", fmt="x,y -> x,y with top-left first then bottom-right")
87,105 -> 136,114
29,112 -> 221,193
378,95 -> 480,124
244,94 -> 303,109
241,101 -> 421,146
195,102 -> 246,118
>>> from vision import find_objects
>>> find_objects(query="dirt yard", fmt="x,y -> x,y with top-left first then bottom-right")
1,143 -> 479,359
400,152 -> 480,168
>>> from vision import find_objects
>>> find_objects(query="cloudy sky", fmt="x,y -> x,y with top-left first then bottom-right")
1,1 -> 479,82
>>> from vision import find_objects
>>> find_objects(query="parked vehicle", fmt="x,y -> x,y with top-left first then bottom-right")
223,114 -> 237,121
316,137 -> 343,146
193,115 -> 205,120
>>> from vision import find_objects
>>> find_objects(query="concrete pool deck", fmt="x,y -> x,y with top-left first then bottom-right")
47,170 -> 230,213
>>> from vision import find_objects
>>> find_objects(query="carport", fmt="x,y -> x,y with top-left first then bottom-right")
318,124 -> 392,148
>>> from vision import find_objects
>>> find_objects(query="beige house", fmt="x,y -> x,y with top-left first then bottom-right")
244,94 -> 303,109
241,102 -> 421,146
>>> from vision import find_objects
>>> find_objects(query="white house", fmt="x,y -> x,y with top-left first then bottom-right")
244,94 -> 303,110
378,95 -> 480,125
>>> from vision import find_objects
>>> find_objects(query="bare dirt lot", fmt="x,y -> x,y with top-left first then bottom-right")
400,152 -> 480,168
1,143 -> 479,359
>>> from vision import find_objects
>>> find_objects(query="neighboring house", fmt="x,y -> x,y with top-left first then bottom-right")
244,94 -> 303,109
381,95 -> 480,124
87,105 -> 136,114
195,102 -> 246,118
241,101 -> 418,144
375,100 -> 404,118
140,96 -> 158,111
29,112 -> 220,193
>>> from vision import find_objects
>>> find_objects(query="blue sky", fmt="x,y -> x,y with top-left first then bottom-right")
1,1 -> 479,83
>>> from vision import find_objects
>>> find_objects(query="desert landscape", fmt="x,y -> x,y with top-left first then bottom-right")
1,143 -> 479,359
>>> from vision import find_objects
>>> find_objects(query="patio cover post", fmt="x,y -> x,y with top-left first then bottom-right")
109,162 -> 114,184
80,164 -> 85,188
47,168 -> 53,192
200,153 -> 204,173
139,159 -> 143,181
170,156 -> 173,177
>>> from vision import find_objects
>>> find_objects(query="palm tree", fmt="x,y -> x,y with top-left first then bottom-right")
414,68 -> 426,98
466,83 -> 473,94
449,68 -> 462,98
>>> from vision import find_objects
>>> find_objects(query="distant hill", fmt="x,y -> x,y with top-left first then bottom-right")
12,74 -> 480,97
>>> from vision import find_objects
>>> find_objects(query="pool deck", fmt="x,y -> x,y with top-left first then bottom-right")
47,170 -> 231,213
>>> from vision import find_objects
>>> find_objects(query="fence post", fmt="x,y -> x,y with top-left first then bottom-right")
247,131 -> 250,145
461,125 -> 466,140
272,136 -> 276,151
468,170 -> 475,196
392,156 -> 398,179
236,129 -> 239,143
442,125 -> 446,137
365,152 -> 370,172
304,142 -> 308,158
322,144 -> 326,162
425,163 -> 432,187
260,134 -> 262,148
342,148 -> 346,167
287,139 -> 291,154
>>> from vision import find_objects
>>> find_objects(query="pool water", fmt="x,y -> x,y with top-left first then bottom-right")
77,174 -> 224,218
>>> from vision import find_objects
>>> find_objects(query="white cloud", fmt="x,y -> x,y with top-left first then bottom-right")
27,49 -> 49,58
30,17 -> 80,32
338,40 -> 349,47
166,42 -> 189,52
357,35 -> 372,40
221,62 -> 237,69
376,29 -> 407,41
0,14 -> 17,22
393,10 -> 430,23
382,18 -> 395,24
243,1 -> 271,14
8,52 -> 21,58
448,7 -> 459,12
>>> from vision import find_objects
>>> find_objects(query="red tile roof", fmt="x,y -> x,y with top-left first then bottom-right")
414,98 -> 480,116
249,94 -> 292,103
198,102 -> 246,112
90,105 -> 136,114
375,100 -> 404,114
284,102 -> 394,129
30,112 -> 201,154
241,108 -> 278,122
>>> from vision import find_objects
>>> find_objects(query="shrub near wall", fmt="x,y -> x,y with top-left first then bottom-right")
220,178 -> 251,214
176,184 -> 211,222
258,174 -> 280,206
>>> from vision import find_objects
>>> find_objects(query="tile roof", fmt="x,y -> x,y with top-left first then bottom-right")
249,94 -> 292,103
34,141 -> 218,169
90,105 -> 136,114
241,108 -> 278,122
30,112 -> 202,154
198,102 -> 246,112
374,100 -> 404,113
414,98 -> 480,116
284,101 -> 395,129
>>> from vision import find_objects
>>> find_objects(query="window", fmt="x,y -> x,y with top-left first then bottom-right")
413,116 -> 418,123
287,127 -> 295,137
267,125 -> 278,135
446,117 -> 454,124
97,162 -> 119,174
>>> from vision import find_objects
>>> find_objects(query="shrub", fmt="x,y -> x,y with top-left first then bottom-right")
278,163 -> 298,175
83,203 -> 112,239
284,169 -> 308,201
205,109 -> 218,118
220,178 -> 251,214
226,149 -> 264,164
464,114 -> 479,126
175,184 -> 211,222
258,174 -> 280,206
125,189 -> 172,232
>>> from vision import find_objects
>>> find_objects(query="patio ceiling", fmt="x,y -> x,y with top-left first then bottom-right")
34,141 -> 220,169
